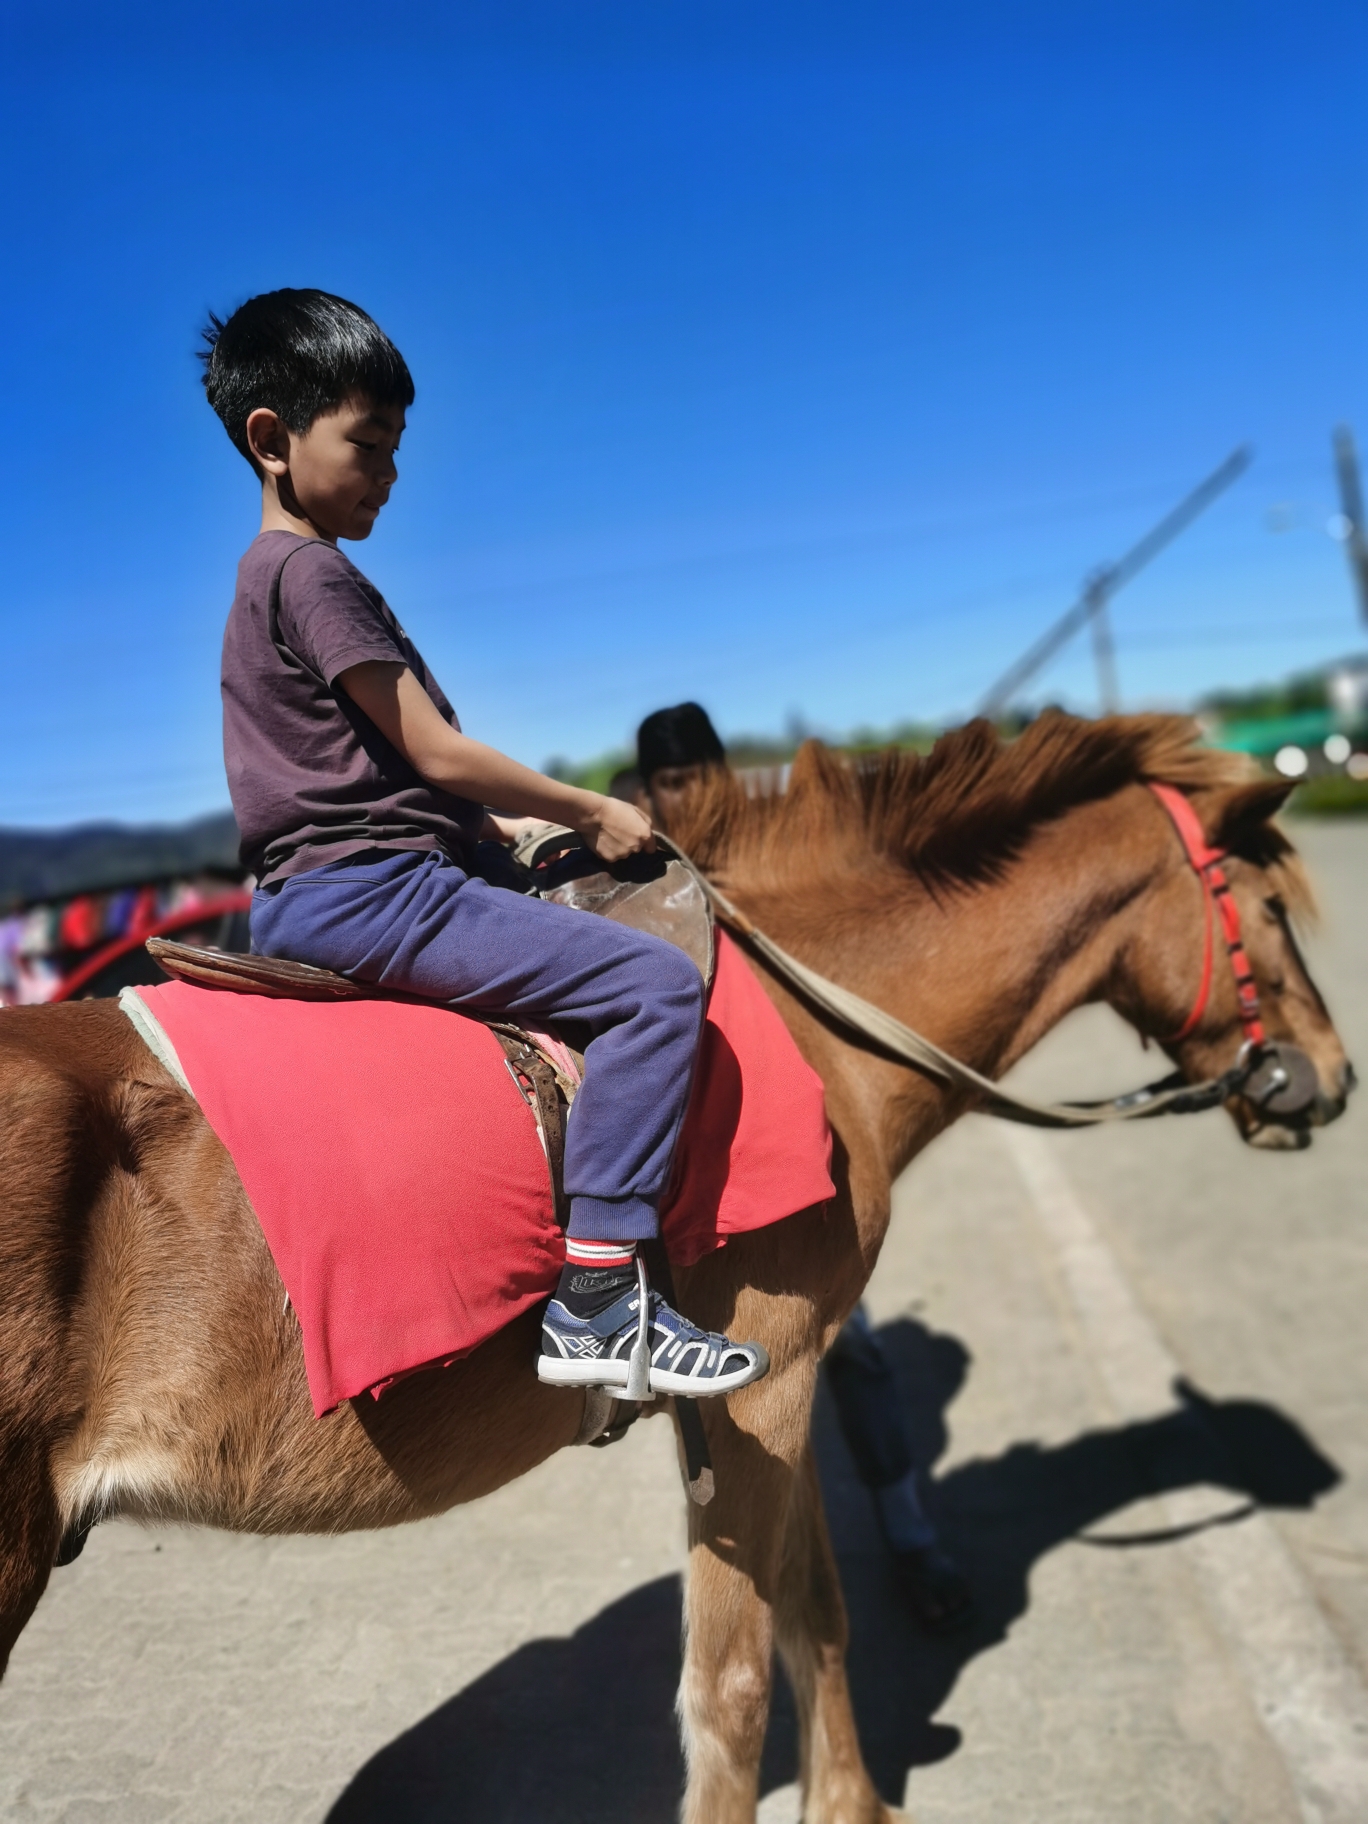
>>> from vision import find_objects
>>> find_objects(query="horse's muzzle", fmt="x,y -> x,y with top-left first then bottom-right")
1237,1050 -> 1353,1149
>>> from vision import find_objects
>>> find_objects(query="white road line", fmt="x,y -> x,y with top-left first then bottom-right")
756,1782 -> 801,1823
998,1122 -> 1368,1824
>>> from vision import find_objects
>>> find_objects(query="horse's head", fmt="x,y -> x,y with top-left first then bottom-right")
1133,776 -> 1352,1149
664,711 -> 1353,1150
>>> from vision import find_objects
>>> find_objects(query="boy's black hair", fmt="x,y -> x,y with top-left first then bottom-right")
199,289 -> 414,470
637,703 -> 726,780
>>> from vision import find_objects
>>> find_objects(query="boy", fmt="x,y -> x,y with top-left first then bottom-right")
203,288 -> 766,1399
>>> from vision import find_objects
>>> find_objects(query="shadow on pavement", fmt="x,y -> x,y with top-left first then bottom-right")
327,1317 -> 1339,1823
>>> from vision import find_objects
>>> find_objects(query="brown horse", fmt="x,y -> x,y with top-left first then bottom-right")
0,713 -> 1350,1823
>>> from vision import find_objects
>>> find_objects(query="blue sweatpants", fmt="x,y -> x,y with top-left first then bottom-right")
250,849 -> 705,1243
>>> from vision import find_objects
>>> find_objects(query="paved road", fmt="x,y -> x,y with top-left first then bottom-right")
1,823 -> 1364,1823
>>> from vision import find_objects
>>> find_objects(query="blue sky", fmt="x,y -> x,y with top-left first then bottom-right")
2,1 -> 1366,824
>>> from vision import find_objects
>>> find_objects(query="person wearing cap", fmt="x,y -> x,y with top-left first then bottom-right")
633,701 -> 727,827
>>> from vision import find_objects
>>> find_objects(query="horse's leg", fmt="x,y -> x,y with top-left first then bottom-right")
0,1040 -> 94,1677
774,1445 -> 898,1823
678,1371 -> 792,1824
0,1437 -> 60,1677
679,1363 -> 893,1824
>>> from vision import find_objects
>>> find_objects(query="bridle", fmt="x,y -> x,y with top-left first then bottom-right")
671,783 -> 1319,1131
1148,782 -> 1266,1053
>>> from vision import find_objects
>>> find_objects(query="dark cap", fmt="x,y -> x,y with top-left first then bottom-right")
636,703 -> 726,780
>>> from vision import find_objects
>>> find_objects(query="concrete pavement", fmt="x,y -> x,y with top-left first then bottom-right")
1,822 -> 1364,1822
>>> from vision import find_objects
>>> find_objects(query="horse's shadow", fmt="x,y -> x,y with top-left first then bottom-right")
326,1318 -> 1340,1822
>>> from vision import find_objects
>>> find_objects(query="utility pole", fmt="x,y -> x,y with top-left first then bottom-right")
978,445 -> 1252,722
1332,425 -> 1368,626
1085,568 -> 1120,714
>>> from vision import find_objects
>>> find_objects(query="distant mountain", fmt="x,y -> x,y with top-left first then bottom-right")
0,810 -> 242,906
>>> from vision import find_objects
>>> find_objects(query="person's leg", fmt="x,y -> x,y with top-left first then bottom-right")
258,850 -> 702,1229
252,851 -> 768,1395
825,1306 -> 972,1631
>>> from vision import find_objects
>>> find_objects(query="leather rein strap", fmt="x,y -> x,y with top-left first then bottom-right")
673,784 -> 1268,1130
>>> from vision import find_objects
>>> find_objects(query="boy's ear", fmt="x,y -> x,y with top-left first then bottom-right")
245,408 -> 291,476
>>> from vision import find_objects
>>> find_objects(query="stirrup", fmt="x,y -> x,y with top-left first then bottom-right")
622,1252 -> 655,1402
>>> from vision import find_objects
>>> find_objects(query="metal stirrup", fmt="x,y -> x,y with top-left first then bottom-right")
622,1253 -> 655,1401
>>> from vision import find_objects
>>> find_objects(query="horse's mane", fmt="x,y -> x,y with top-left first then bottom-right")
671,711 -> 1312,914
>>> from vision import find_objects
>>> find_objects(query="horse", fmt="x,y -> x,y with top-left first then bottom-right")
0,713 -> 1350,1824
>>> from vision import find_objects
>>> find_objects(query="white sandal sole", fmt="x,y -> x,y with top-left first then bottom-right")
537,1342 -> 769,1397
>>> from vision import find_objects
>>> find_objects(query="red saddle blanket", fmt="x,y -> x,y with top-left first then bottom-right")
132,931 -> 833,1415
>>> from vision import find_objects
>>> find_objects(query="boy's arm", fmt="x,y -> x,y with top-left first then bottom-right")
337,661 -> 654,863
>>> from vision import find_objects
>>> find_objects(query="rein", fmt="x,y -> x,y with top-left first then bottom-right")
672,783 -> 1311,1131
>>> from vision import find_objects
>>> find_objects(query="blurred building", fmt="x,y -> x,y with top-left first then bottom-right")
0,810 -> 250,1006
1204,654 -> 1368,784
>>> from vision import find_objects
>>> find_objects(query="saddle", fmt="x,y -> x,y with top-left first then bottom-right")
145,829 -> 714,1236
146,830 -> 717,1473
524,833 -> 714,984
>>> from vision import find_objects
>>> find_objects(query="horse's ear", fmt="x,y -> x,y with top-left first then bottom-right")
1209,777 -> 1295,851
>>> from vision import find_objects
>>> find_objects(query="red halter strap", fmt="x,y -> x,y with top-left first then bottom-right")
1148,783 -> 1267,1050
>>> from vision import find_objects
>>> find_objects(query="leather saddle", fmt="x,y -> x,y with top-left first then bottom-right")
145,831 -> 714,1233
513,828 -> 713,984
146,831 -> 716,1473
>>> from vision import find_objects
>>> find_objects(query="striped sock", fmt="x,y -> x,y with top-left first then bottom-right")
565,1237 -> 636,1270
557,1238 -> 639,1319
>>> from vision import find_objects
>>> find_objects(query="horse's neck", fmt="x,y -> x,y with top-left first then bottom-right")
928,811 -> 1158,1076
742,794 -> 1163,1183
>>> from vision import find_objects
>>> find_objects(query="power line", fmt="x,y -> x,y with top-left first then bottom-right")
977,445 -> 1253,719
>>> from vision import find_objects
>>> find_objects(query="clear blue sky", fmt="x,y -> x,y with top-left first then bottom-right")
2,1 -> 1366,825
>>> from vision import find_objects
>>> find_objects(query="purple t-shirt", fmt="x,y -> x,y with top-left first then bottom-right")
222,532 -> 484,885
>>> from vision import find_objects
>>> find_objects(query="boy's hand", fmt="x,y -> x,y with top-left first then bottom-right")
573,794 -> 656,863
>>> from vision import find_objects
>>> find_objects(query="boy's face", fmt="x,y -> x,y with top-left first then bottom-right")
247,394 -> 405,542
